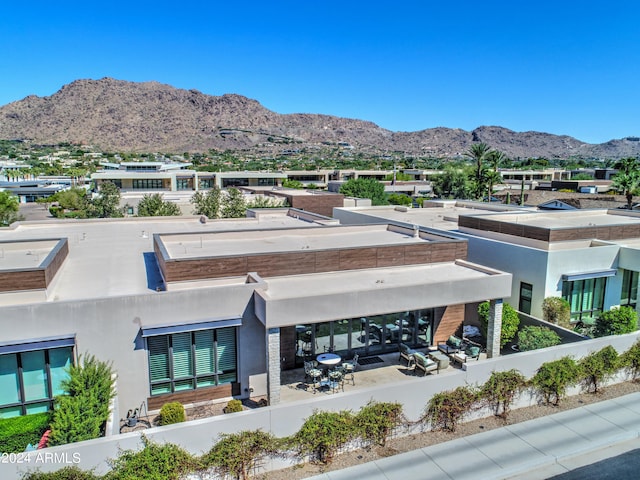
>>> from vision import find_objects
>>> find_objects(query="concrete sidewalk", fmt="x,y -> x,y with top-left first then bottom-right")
307,392 -> 640,480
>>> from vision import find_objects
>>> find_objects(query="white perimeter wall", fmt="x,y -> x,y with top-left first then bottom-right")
7,332 -> 640,480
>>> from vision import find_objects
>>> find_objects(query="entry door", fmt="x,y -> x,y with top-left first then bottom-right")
519,282 -> 533,314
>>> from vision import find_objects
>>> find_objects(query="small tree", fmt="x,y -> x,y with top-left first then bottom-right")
282,179 -> 303,189
579,346 -> 619,394
594,306 -> 638,337
478,302 -> 520,348
0,190 -> 19,226
290,410 -> 355,464
158,402 -> 185,425
542,297 -> 571,328
203,430 -> 282,480
531,356 -> 580,406
619,340 -> 640,381
91,181 -> 122,218
386,193 -> 413,206
221,188 -> 247,218
480,370 -> 527,420
517,326 -> 561,352
354,401 -> 404,447
191,188 -> 221,218
137,193 -> 181,216
339,178 -> 387,205
49,354 -> 116,446
424,386 -> 478,432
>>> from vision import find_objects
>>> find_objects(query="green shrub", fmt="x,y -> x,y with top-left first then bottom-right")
594,306 -> 638,337
579,346 -> 619,393
425,386 -> 479,432
105,434 -> 198,480
620,340 -> 640,381
480,370 -> 527,420
223,399 -> 243,414
542,297 -> 571,328
49,354 -> 115,446
202,430 -> 282,480
22,466 -> 100,480
290,410 -> 356,464
354,401 -> 404,447
158,402 -> 185,426
0,412 -> 51,454
517,326 -> 561,352
478,302 -> 520,348
531,357 -> 580,406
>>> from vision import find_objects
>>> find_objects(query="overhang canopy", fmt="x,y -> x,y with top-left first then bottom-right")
561,269 -> 617,282
0,335 -> 75,355
141,318 -> 241,337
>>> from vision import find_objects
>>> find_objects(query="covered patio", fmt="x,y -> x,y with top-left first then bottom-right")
254,259 -> 512,404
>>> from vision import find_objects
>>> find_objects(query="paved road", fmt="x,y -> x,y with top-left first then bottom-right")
307,393 -> 640,480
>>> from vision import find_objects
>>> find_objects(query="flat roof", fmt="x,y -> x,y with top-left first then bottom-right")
262,261 -> 496,299
158,224 -> 449,259
0,239 -> 60,270
0,211 -> 321,305
472,210 -> 640,229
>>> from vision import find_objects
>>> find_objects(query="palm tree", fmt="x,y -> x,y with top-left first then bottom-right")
465,143 -> 493,200
612,170 -> 640,210
486,150 -> 507,200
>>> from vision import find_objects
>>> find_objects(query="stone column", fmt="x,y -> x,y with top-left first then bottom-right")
266,327 -> 281,405
486,299 -> 503,359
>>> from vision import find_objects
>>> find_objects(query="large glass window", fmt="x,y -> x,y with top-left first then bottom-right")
147,328 -> 237,396
562,277 -> 607,321
132,179 -> 164,189
0,347 -> 73,418
621,269 -> 639,309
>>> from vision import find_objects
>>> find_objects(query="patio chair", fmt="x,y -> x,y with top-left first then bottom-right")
304,361 -> 323,393
327,369 -> 345,393
341,353 -> 359,386
437,335 -> 463,355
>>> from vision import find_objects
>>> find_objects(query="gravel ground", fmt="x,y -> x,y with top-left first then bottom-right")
254,381 -> 640,480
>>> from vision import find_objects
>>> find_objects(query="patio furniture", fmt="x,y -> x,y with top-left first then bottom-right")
399,343 -> 416,365
341,353 -> 359,385
304,361 -> 323,393
317,353 -> 341,366
428,351 -> 450,371
327,369 -> 345,393
411,352 -> 438,376
437,335 -> 463,355
451,345 -> 481,365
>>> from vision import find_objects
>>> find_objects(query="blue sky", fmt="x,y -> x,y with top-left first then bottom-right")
1,1 -> 639,144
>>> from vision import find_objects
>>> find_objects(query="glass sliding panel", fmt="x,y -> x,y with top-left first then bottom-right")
621,270 -> 631,305
49,347 -> 72,397
593,277 -> 606,316
0,354 -> 20,406
315,322 -> 331,353
0,406 -> 22,418
631,272 -> 638,307
171,333 -> 193,380
21,351 -> 48,402
148,336 -> 170,382
25,402 -> 49,415
194,330 -> 214,376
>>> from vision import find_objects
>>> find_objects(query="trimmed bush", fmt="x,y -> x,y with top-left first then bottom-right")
478,302 -> 520,348
517,326 -> 561,352
480,370 -> 527,420
290,410 -> 356,464
0,412 -> 51,454
542,297 -> 571,328
594,306 -> 638,337
49,354 -> 115,446
22,466 -> 100,479
425,386 -> 478,432
202,430 -> 282,480
106,434 -> 198,480
354,401 -> 404,447
158,402 -> 185,426
579,346 -> 619,393
223,399 -> 244,414
531,357 -> 580,406
620,340 -> 640,381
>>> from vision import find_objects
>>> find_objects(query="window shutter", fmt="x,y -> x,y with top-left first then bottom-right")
194,330 -> 214,375
172,333 -> 193,379
216,328 -> 236,373
148,336 -> 170,382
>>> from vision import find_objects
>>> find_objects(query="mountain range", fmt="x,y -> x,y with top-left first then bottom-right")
0,77 -> 638,159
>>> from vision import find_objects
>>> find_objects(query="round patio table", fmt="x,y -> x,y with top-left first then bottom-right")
316,353 -> 341,366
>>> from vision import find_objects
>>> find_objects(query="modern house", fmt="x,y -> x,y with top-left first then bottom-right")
0,208 -> 510,417
334,202 -> 640,322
